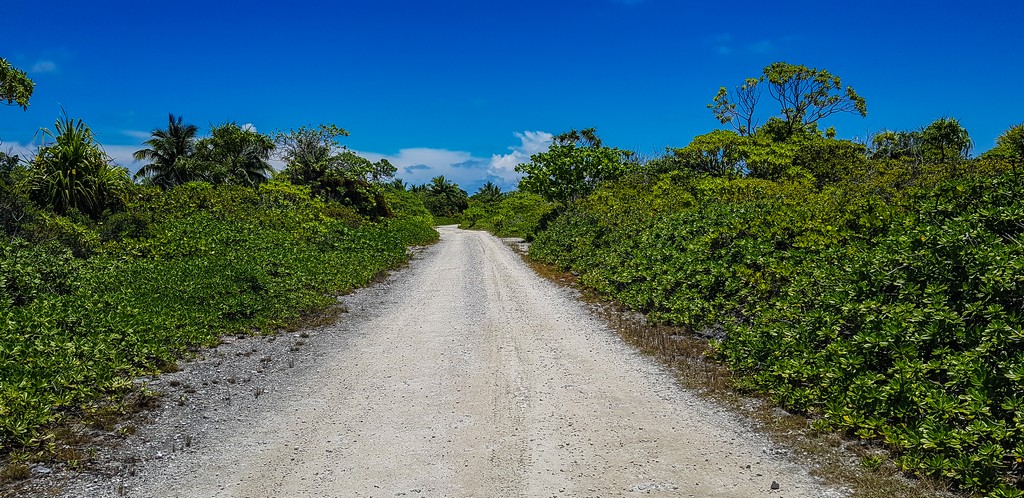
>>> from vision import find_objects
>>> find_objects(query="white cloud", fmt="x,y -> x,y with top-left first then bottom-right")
30,60 -> 58,74
357,147 -> 480,188
356,131 -> 552,192
486,131 -> 553,186
101,144 -> 145,172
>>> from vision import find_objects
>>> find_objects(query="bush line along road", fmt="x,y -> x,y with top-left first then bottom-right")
3,58 -> 1024,496
75,227 -> 837,497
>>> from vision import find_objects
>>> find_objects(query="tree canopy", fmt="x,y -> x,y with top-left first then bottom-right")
133,114 -> 200,188
710,62 -> 866,137
0,58 -> 34,110
516,128 -> 635,205
274,124 -> 395,217
870,117 -> 972,166
982,123 -> 1024,164
194,123 -> 275,186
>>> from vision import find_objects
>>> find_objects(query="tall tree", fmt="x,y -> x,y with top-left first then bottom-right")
920,117 -> 972,164
422,175 -> 468,217
275,124 -> 394,216
0,58 -> 34,110
273,124 -> 349,187
195,123 -> 275,186
473,181 -> 503,203
516,128 -> 635,205
708,78 -> 761,136
711,62 -> 867,137
132,114 -> 200,188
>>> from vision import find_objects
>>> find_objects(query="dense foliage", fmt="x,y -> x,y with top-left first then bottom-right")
459,190 -> 554,240
3,57 -> 1022,496
516,128 -> 636,205
0,58 -> 33,110
411,176 -> 469,219
531,155 -> 1024,494
0,181 -> 436,453
27,114 -> 132,218
275,124 -> 396,218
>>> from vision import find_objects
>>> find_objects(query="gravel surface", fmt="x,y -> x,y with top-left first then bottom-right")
19,226 -> 846,497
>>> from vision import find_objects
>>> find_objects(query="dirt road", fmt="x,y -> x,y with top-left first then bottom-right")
94,227 -> 841,497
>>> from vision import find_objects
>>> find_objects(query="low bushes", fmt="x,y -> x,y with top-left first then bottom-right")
531,164 -> 1024,494
458,191 -> 554,240
0,181 -> 436,451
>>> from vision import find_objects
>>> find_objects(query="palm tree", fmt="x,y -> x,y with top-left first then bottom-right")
426,176 -> 469,216
474,181 -> 503,203
133,114 -> 199,188
195,123 -> 275,186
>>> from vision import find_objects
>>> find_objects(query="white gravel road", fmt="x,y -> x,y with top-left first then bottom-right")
102,226 -> 842,497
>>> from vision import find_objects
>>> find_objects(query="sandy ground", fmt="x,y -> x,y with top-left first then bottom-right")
43,226 -> 844,497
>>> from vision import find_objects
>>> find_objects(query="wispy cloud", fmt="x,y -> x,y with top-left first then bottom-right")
357,147 -> 480,188
121,129 -> 152,140
708,33 -> 789,56
30,60 -> 58,74
0,141 -> 36,161
746,40 -> 777,54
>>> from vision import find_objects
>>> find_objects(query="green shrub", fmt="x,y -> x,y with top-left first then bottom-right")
460,191 -> 555,240
0,181 -> 436,451
531,167 -> 1024,493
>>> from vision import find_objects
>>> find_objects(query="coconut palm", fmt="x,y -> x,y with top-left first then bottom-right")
425,176 -> 469,216
474,181 -> 503,203
133,113 -> 200,188
195,123 -> 275,186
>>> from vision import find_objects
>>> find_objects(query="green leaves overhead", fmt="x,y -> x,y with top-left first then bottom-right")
0,58 -> 34,110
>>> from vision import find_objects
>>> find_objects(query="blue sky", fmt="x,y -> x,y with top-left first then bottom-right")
2,0 -> 1022,192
